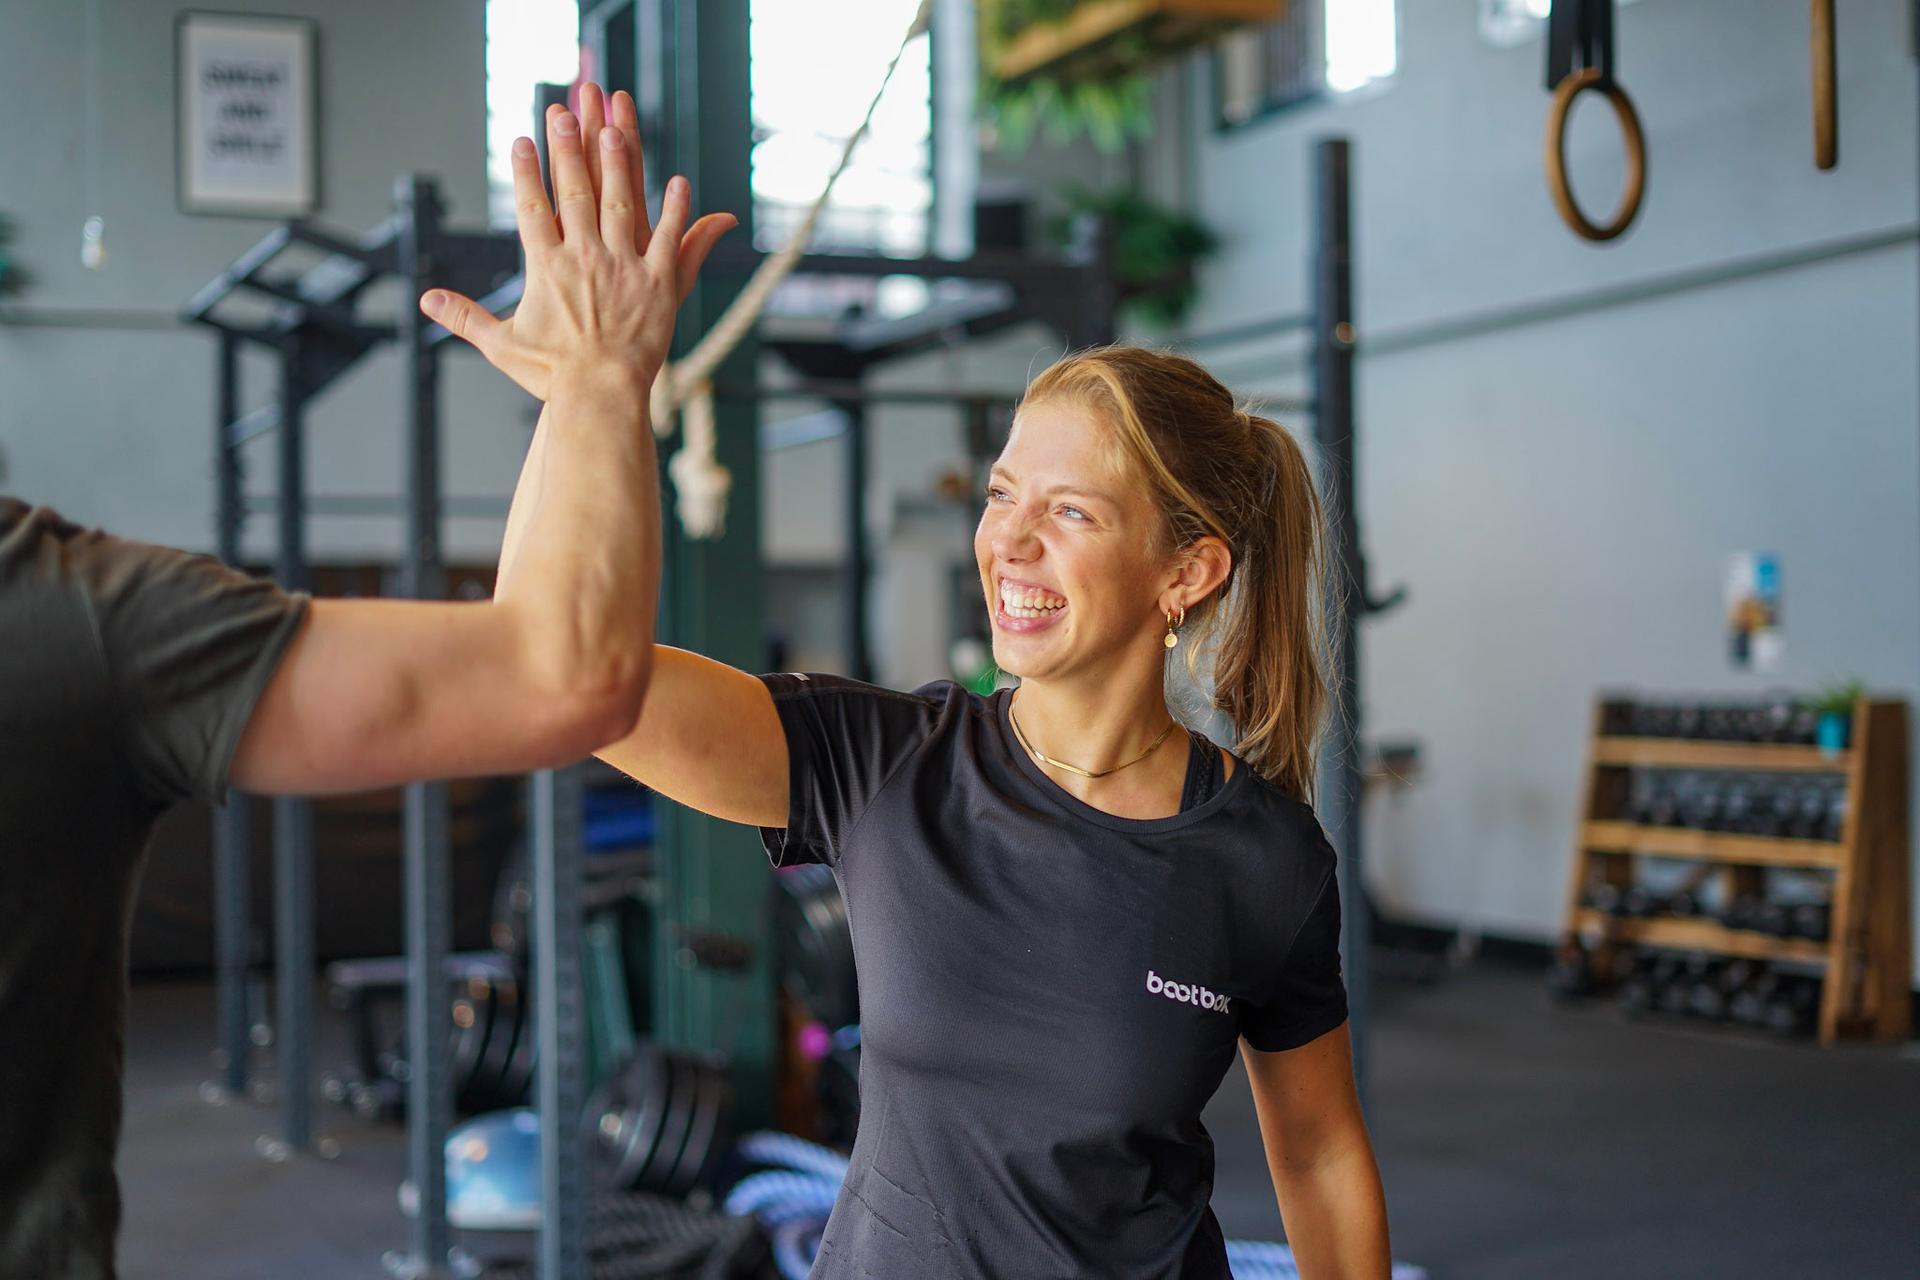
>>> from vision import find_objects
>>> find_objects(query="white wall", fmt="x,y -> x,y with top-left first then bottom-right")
0,0 -> 535,561
1166,0 -> 1920,972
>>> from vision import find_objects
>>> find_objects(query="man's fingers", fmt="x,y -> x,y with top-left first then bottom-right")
612,90 -> 652,254
421,289 -> 504,359
675,213 -> 739,304
578,82 -> 606,198
646,175 -> 690,274
509,137 -> 560,255
598,128 -> 638,255
546,105 -> 598,245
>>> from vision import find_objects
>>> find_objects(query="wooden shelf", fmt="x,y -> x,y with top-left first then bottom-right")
1562,697 -> 1909,1045
1572,910 -> 1829,964
1581,820 -> 1845,869
989,0 -> 1283,83
1591,736 -> 1849,773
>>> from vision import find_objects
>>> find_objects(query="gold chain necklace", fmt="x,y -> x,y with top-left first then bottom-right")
1008,691 -> 1178,780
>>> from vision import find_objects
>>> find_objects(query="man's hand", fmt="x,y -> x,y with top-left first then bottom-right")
422,85 -> 736,401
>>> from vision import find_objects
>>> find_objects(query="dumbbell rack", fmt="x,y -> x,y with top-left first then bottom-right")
1562,697 -> 1911,1045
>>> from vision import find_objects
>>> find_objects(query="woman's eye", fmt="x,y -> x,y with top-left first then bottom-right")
986,487 -> 1010,504
1059,506 -> 1087,522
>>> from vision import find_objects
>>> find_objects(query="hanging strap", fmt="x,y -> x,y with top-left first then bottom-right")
1546,0 -> 1616,91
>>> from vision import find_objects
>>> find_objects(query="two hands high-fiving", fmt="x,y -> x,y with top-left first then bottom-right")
422,83 -> 736,401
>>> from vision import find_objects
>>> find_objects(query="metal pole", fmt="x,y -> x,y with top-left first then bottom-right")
213,331 -> 252,1096
533,766 -> 588,1280
839,398 -> 873,683
395,174 -> 455,1277
1311,137 -> 1369,1103
272,333 -> 315,1151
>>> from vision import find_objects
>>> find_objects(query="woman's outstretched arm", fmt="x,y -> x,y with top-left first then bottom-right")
1241,1024 -> 1394,1278
594,646 -> 789,830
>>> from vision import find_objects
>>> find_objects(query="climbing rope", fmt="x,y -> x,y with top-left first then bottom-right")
655,0 -> 936,538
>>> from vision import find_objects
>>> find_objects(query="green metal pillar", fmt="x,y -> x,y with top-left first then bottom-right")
649,0 -> 773,1129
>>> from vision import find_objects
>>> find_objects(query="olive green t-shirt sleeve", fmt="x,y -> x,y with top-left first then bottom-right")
61,518 -> 310,807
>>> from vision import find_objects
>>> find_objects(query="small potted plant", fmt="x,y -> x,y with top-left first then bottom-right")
1809,679 -> 1864,754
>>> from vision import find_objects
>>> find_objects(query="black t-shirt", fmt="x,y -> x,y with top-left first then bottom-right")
757,673 -> 1348,1280
0,499 -> 308,1280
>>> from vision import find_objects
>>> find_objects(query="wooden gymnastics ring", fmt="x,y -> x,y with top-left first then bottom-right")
1544,68 -> 1647,243
1811,0 -> 1837,170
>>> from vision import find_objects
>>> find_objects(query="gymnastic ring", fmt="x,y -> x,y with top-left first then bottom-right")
1544,68 -> 1648,243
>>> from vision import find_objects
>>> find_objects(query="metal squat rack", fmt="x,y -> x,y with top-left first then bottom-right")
184,175 -> 591,1279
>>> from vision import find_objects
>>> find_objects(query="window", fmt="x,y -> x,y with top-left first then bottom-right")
1218,0 -> 1398,128
485,0 -> 580,229
749,0 -> 932,258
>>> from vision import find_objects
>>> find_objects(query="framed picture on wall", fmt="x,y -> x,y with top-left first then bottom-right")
176,12 -> 318,216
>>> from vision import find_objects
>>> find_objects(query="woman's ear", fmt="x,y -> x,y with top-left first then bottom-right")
1174,536 -> 1233,607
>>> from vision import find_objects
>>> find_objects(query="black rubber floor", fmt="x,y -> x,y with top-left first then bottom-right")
117,959 -> 1920,1279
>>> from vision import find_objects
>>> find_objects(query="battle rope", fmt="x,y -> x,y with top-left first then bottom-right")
725,1132 -> 1430,1280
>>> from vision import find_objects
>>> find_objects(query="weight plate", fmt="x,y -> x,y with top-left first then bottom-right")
640,1050 -> 700,1194
668,1053 -> 731,1197
615,1045 -> 670,1190
495,998 -> 537,1109
449,977 -> 496,1112
469,970 -> 523,1113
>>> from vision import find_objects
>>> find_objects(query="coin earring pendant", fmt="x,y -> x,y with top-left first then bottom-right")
1163,604 -> 1186,649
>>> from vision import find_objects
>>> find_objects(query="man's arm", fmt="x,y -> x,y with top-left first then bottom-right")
230,87 -> 734,796
1241,1025 -> 1394,1278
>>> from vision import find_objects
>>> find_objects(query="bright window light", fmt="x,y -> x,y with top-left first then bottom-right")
1325,0 -> 1399,94
750,0 -> 932,257
486,0 -> 580,228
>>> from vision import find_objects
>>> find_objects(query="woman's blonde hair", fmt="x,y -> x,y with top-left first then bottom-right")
1022,345 -> 1340,800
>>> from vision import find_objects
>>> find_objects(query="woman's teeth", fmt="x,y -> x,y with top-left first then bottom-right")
1000,585 -> 1067,619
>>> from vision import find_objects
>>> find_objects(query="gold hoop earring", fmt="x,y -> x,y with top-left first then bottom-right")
1163,604 -> 1186,650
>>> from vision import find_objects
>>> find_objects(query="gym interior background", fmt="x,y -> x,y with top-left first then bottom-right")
2,0 -> 1917,1276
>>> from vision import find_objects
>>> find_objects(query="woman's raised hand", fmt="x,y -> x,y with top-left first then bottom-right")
420,83 -> 737,402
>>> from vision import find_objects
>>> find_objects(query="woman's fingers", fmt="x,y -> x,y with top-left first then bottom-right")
646,175 -> 690,275
675,212 -> 739,304
577,82 -> 606,197
509,137 -> 560,255
598,128 -> 638,255
546,105 -> 598,245
611,90 -> 652,254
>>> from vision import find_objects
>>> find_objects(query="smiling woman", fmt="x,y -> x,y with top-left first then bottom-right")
592,340 -> 1390,1278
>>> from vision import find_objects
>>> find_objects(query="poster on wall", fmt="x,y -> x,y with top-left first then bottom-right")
1726,551 -> 1783,672
176,13 -> 317,216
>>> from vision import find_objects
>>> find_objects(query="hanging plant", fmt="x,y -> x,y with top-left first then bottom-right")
980,0 -> 1155,153
984,67 -> 1156,154
1046,184 -> 1219,326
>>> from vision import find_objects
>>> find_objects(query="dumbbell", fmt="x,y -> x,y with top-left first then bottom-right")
1601,699 -> 1636,737
1764,976 -> 1821,1038
1664,888 -> 1702,919
1659,955 -> 1715,1017
1789,902 -> 1831,942
1687,958 -> 1758,1022
1677,774 -> 1724,830
1728,969 -> 1778,1027
1720,894 -> 1765,933
1618,952 -> 1678,1017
